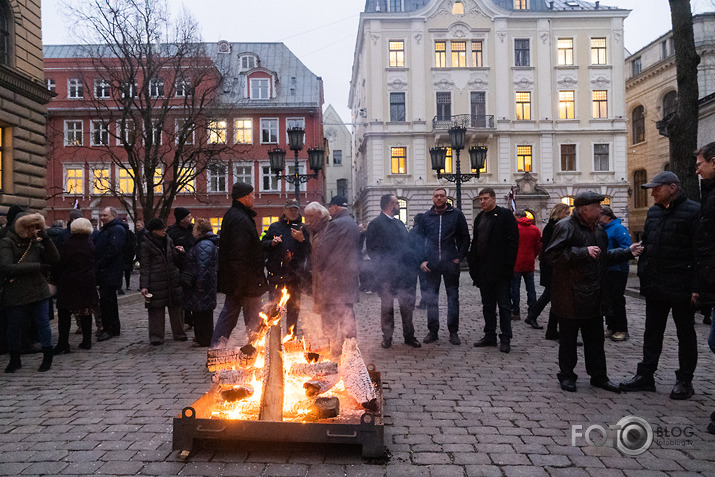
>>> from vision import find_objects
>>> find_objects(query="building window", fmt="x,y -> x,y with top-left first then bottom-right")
234,119 -> 252,144
592,90 -> 608,118
207,164 -> 227,193
517,145 -> 532,172
632,105 -> 645,144
390,147 -> 407,174
121,82 -> 136,98
516,92 -> 531,120
68,79 -> 84,99
65,167 -> 83,195
398,198 -> 408,224
559,91 -> 575,119
261,165 -> 279,192
435,41 -> 446,67
240,55 -> 256,71
235,163 -> 253,186
514,0 -> 527,9
46,79 -> 56,92
149,78 -> 164,98
389,40 -> 405,67
250,78 -> 270,99
176,167 -> 195,193
175,119 -> 194,145
333,150 -> 343,166
286,118 -> 305,143
472,40 -> 483,67
451,41 -> 466,67
0,127 -> 4,189
390,92 -> 406,121
175,78 -> 190,97
557,38 -> 573,65
561,196 -> 574,210
337,178 -> 348,197
661,38 -> 673,60
0,7 -> 10,65
560,144 -> 576,171
150,122 -> 162,146
436,92 -> 451,121
91,121 -> 110,146
210,217 -> 222,234
288,163 -> 307,192
593,144 -> 609,171
634,169 -> 648,208
515,39 -> 530,66
444,147 -> 454,174
632,56 -> 642,76
65,120 -> 83,146
118,168 -> 134,194
261,118 -> 279,144
262,216 -> 281,232
208,120 -> 227,144
152,167 -> 162,193
91,168 -> 110,195
117,120 -> 136,146
471,91 -> 486,126
663,90 -> 677,118
94,79 -> 110,98
591,37 -> 607,65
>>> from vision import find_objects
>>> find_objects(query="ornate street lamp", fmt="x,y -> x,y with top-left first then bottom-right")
269,126 -> 324,204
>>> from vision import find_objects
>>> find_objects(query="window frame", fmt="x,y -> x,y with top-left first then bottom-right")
514,39 -> 530,67
435,41 -> 446,68
516,145 -> 532,173
632,105 -> 645,144
559,90 -> 575,119
451,40 -> 467,68
632,56 -> 642,76
234,118 -> 253,144
175,119 -> 195,145
64,165 -> 84,195
333,150 -> 343,166
117,166 -> 135,195
286,118 -> 305,144
207,119 -> 227,145
513,0 -> 528,9
250,78 -> 270,100
388,40 -> 405,67
90,167 -> 110,195
436,92 -> 451,121
46,78 -> 56,92
68,78 -> 84,99
260,118 -> 279,144
560,144 -> 577,171
175,78 -> 190,97
91,120 -> 110,146
592,90 -> 608,119
591,37 -> 607,65
516,91 -> 531,120
557,38 -> 574,66
149,78 -> 165,98
94,79 -> 111,99
260,164 -> 280,192
176,166 -> 196,194
389,92 -> 406,122
472,40 -> 483,67
64,120 -> 83,146
207,163 -> 228,193
116,119 -> 136,146
593,143 -> 610,171
234,162 -> 254,187
390,146 -> 407,175
633,169 -> 648,208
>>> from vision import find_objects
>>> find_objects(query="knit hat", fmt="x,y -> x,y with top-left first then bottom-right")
146,218 -> 166,232
232,181 -> 254,199
174,207 -> 191,222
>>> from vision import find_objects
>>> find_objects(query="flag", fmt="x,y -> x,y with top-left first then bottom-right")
508,186 -> 516,211
72,198 -> 79,209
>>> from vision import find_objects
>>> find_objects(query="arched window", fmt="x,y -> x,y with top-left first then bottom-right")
632,106 -> 645,144
663,90 -> 677,118
0,4 -> 10,65
561,196 -> 574,211
398,197 -> 408,225
633,169 -> 648,208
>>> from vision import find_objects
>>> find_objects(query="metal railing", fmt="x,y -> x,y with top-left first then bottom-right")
432,114 -> 494,130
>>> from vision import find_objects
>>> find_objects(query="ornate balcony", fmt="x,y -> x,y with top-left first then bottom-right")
432,114 -> 495,131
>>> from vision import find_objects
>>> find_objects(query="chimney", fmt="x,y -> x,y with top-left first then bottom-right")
595,1 -> 600,8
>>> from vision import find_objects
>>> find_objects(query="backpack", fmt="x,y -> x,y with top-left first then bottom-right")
124,229 -> 137,263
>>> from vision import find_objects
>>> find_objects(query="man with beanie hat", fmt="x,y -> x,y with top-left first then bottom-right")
167,207 -> 195,326
212,182 -> 267,346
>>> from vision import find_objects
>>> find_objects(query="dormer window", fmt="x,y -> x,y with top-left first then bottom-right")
514,0 -> 527,9
240,54 -> 257,72
250,78 -> 270,100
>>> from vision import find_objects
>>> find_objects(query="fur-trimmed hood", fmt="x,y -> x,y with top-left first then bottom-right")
14,213 -> 46,239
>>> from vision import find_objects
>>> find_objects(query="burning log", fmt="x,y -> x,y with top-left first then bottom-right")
212,368 -> 255,385
220,385 -> 254,402
289,362 -> 338,377
258,325 -> 284,421
339,338 -> 377,410
206,344 -> 257,372
303,373 -> 340,398
308,397 -> 340,420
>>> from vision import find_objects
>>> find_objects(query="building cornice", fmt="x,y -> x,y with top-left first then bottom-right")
0,65 -> 55,105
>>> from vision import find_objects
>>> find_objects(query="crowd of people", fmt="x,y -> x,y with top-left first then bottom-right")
1,142 -> 714,434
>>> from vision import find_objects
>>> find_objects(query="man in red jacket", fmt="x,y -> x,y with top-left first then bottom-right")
511,210 -> 542,328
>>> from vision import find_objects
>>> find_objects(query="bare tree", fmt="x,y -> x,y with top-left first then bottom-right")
61,0 -> 236,221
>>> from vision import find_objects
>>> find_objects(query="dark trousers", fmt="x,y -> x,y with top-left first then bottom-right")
98,286 -> 120,336
57,308 -> 73,347
6,300 -> 52,352
479,279 -> 513,343
211,293 -> 263,347
637,298 -> 698,382
378,282 -> 416,341
510,271 -> 536,315
604,270 -> 629,332
269,282 -> 301,332
424,265 -> 460,335
417,270 -> 428,305
557,317 -> 608,382
528,286 -> 556,332
124,269 -> 131,289
192,309 -> 214,347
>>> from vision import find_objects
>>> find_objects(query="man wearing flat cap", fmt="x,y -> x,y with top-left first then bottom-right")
212,182 -> 267,346
620,171 -> 700,399
545,191 -> 641,393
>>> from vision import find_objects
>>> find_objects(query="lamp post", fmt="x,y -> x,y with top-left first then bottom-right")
268,127 -> 324,205
429,125 -> 487,210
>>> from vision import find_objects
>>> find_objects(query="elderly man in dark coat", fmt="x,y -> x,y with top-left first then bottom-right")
94,207 -> 128,342
367,194 -> 421,349
211,182 -> 267,347
314,195 -> 360,355
545,191 -> 641,394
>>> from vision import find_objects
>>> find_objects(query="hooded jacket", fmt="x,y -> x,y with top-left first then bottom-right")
514,216 -> 541,273
602,217 -> 632,273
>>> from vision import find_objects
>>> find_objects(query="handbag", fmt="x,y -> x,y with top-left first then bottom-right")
0,240 -> 33,301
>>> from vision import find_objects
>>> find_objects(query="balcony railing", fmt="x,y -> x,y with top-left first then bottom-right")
432,114 -> 495,130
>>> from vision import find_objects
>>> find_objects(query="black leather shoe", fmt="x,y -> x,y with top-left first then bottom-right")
423,332 -> 438,344
708,421 -> 715,435
473,337 -> 497,348
500,342 -> 511,353
670,380 -> 694,400
449,333 -> 461,345
96,331 -> 113,342
524,318 -> 544,330
404,337 -> 421,348
381,339 -> 392,349
560,378 -> 577,392
619,374 -> 656,392
544,331 -> 559,341
591,378 -> 622,394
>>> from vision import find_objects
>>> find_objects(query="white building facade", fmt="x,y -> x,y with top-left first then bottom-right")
323,104 -> 354,202
349,0 -> 630,228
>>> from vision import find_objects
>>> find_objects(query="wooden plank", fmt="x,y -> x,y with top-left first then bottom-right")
258,325 -> 284,421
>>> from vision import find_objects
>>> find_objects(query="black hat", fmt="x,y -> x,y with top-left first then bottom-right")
232,181 -> 254,199
146,218 -> 166,232
284,199 -> 299,209
573,191 -> 605,207
174,207 -> 191,222
641,171 -> 680,189
328,195 -> 348,208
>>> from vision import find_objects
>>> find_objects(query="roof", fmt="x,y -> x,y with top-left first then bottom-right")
363,0 -> 623,13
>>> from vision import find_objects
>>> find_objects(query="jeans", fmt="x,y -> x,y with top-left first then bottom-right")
424,262 -> 460,335
6,299 -> 51,352
510,272 -> 536,315
479,279 -> 513,343
604,270 -> 629,332
211,293 -> 263,347
557,316 -> 608,382
637,298 -> 698,382
98,286 -> 120,336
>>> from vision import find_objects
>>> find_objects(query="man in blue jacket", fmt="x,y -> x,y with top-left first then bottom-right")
94,207 -> 128,341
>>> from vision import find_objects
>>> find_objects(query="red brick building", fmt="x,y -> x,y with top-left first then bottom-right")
43,41 -> 325,233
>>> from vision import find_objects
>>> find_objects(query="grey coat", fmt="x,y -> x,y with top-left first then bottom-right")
139,234 -> 183,309
313,209 -> 360,305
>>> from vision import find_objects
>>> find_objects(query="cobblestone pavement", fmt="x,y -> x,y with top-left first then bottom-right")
0,276 -> 713,477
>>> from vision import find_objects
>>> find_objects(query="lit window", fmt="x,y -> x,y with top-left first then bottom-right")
390,92 -> 405,122
444,148 -> 454,174
632,106 -> 645,144
261,165 -> 279,192
389,40 -> 405,67
515,39 -> 530,66
207,164 -> 227,193
557,38 -> 573,65
65,120 -> 83,146
561,196 -> 574,210
591,37 -> 607,65
391,147 -> 407,174
398,198 -> 408,224
149,78 -> 164,98
593,144 -> 609,171
516,92 -> 531,120
262,216 -> 281,232
46,79 -> 56,92
177,167 -> 195,193
91,168 -> 110,195
559,91 -> 575,119
601,196 -> 611,206
472,40 -> 483,67
118,168 -> 134,194
235,164 -> 253,185
435,41 -> 446,67
250,78 -> 270,99
560,144 -> 576,171
514,0 -> 527,9
153,167 -> 162,193
592,90 -> 608,118
517,145 -> 532,172
68,79 -> 84,99
208,120 -> 227,144
94,79 -> 110,99
261,118 -> 279,144
234,119 -> 252,144
65,167 -> 83,194
451,41 -> 466,67
91,121 -> 109,146
210,217 -> 222,234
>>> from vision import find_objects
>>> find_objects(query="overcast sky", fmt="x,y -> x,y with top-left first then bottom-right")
41,0 -> 711,125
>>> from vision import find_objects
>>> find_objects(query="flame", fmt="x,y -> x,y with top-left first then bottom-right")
278,287 -> 290,308
282,325 -> 295,344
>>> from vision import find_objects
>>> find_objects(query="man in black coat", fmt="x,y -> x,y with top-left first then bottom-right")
94,207 -> 128,341
546,192 -> 640,394
211,182 -> 267,347
366,194 -> 421,349
168,207 -> 195,325
620,172 -> 701,399
469,188 -> 519,353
